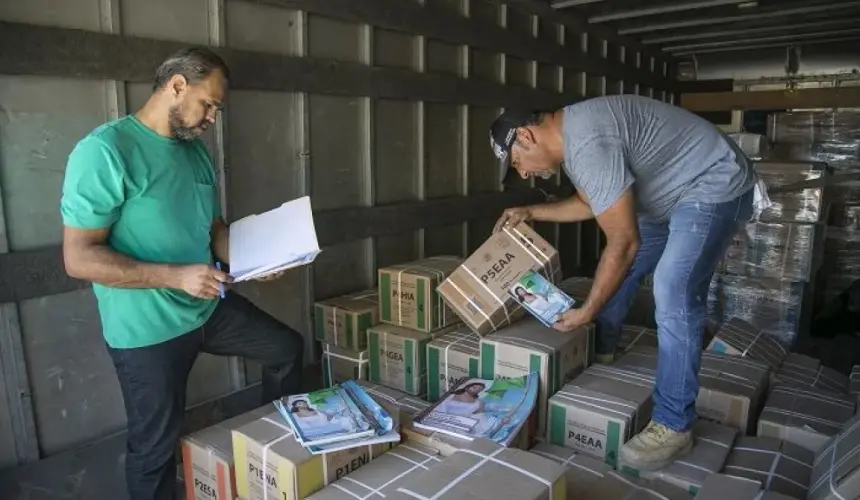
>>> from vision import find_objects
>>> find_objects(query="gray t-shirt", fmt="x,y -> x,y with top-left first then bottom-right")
561,95 -> 756,222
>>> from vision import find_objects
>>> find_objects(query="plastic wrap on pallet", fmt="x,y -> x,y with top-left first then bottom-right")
722,221 -> 822,282
754,161 -> 829,223
729,133 -> 773,160
821,225 -> 860,302
767,111 -> 860,171
829,203 -> 860,230
708,273 -> 806,346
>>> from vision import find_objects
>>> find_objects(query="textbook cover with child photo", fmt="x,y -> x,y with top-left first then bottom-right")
508,270 -> 575,327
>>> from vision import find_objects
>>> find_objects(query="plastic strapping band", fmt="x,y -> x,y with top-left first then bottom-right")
612,473 -> 671,500
765,449 -> 782,491
528,449 -> 605,478
337,453 -> 441,500
442,333 -> 474,394
827,425 -> 849,500
444,278 -> 497,329
460,265 -> 511,325
260,417 -> 295,500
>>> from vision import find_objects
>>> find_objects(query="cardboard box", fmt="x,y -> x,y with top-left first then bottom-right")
547,364 -> 654,467
232,411 -> 393,500
851,365 -> 860,394
355,380 -> 432,434
557,276 -> 656,329
314,289 -> 378,350
698,352 -> 770,434
618,326 -> 658,354
758,383 -> 856,453
722,436 -> 814,500
528,442 -> 613,498
426,326 -> 481,401
321,344 -> 368,388
390,438 -> 567,500
619,421 -> 737,496
368,322 -> 462,395
706,317 -> 788,373
580,471 -> 693,500
378,256 -> 462,333
437,223 -> 562,335
306,443 -> 442,499
696,474 -> 796,500
808,413 -> 860,500
773,353 -> 850,395
613,346 -> 658,377
180,405 -> 273,500
480,318 -> 591,436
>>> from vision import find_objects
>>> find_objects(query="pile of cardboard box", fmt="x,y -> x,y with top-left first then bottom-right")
176,218 -> 860,500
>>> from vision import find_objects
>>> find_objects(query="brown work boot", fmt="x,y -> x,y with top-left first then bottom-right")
619,421 -> 693,471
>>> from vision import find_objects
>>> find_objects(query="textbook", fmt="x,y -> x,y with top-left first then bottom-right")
410,373 -> 539,446
508,270 -> 576,327
228,196 -> 322,282
274,380 -> 396,449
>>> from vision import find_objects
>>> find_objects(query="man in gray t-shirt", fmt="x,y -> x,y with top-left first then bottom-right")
489,95 -> 756,471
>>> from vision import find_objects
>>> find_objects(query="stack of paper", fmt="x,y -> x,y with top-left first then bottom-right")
273,380 -> 400,454
228,196 -> 322,282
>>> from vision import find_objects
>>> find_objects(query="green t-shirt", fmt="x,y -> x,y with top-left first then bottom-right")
60,115 -> 221,349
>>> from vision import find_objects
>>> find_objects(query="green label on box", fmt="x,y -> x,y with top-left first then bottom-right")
369,331 -> 381,383
380,273 -> 392,322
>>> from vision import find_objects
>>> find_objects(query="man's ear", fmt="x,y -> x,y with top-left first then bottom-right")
515,127 -> 536,148
169,75 -> 188,98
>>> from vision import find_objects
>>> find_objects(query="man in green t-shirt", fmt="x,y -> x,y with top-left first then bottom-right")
60,48 -> 304,500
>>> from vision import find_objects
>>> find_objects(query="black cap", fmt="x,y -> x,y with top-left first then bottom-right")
489,109 -> 536,184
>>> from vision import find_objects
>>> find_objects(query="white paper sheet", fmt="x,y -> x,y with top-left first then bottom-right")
228,196 -> 321,282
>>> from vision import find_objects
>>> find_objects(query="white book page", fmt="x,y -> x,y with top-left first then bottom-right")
228,196 -> 321,282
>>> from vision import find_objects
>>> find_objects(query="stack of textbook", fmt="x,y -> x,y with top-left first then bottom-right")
273,380 -> 401,454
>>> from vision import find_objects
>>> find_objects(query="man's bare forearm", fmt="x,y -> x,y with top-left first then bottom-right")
529,194 -> 594,223
581,240 -> 639,319
65,244 -> 178,289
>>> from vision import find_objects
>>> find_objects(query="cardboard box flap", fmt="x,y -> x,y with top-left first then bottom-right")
776,354 -> 850,394
710,317 -> 788,371
483,317 -> 589,354
723,436 -> 814,499
528,442 -> 613,496
581,471 -> 693,500
307,443 -> 442,500
318,289 -> 379,312
809,413 -> 860,500
391,438 -> 566,500
760,384 -> 855,437
185,405 -> 273,459
427,328 -> 481,357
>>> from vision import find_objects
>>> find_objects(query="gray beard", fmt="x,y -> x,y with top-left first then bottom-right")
168,106 -> 199,141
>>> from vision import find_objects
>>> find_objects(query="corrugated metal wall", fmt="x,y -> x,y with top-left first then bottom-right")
0,0 -> 675,470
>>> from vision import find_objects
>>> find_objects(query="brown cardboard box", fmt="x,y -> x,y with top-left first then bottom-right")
706,317 -> 788,373
356,380 -> 431,429
613,346 -> 658,377
722,436 -> 814,500
557,276 -> 656,329
696,474 -> 796,500
528,442 -> 614,498
368,322 -> 462,395
314,289 -> 379,350
580,471 -> 693,500
437,223 -> 562,335
698,352 -> 770,434
852,365 -> 860,408
426,326 -> 481,401
306,443 -> 442,499
232,411 -> 393,500
758,383 -> 856,453
388,438 -> 567,500
479,318 -> 591,436
180,405 -> 273,500
379,256 -> 462,333
321,344 -> 368,388
618,326 -> 658,354
772,353 -> 849,395
619,421 -> 737,496
547,364 -> 654,467
808,413 -> 860,500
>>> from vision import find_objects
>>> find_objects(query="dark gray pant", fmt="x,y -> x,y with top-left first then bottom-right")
106,292 -> 305,500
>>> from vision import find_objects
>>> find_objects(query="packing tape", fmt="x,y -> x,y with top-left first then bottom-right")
528,449 -> 606,478
554,390 -> 637,419
398,447 -> 553,500
460,265 -> 512,325
769,386 -> 855,410
726,446 -> 810,492
394,263 -> 447,328
336,449 -> 441,500
260,417 -> 295,500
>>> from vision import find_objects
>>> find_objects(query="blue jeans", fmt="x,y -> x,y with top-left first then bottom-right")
594,187 -> 754,431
